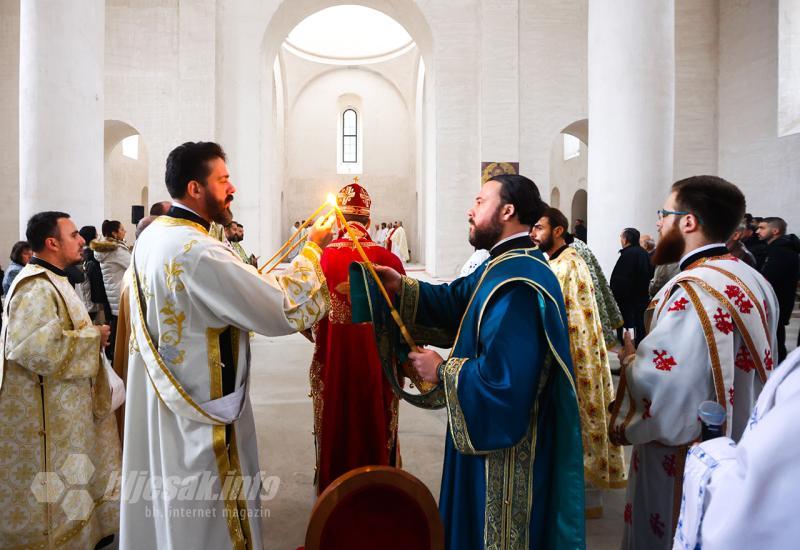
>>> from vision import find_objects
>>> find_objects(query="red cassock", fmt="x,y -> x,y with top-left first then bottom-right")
310,222 -> 406,494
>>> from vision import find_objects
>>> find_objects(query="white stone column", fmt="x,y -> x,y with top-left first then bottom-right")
587,0 -> 675,274
216,0 -> 266,256
480,0 -> 519,163
19,0 -> 104,232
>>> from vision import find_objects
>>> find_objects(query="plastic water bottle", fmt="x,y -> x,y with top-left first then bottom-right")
698,401 -> 726,441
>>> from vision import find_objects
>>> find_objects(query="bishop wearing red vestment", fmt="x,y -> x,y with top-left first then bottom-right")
309,180 -> 406,494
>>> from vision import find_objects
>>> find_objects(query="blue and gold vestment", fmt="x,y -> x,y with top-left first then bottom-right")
351,246 -> 585,549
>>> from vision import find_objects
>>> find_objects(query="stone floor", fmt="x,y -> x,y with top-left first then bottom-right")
251,265 -> 800,549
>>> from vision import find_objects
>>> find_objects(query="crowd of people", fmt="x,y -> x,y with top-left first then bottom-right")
0,138 -> 798,550
604,213 -> 799,363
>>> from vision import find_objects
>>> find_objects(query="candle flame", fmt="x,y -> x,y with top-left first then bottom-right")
326,193 -> 337,207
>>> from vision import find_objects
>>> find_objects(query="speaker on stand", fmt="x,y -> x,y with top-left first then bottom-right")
131,205 -> 145,225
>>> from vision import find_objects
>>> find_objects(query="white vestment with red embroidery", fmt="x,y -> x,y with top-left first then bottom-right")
609,255 -> 779,550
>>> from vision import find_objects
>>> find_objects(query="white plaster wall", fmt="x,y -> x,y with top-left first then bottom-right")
0,0 -> 20,265
674,0 -> 719,180
480,0 -> 519,163
105,0 -> 216,213
284,62 -> 416,258
719,0 -> 800,232
519,0 -> 588,195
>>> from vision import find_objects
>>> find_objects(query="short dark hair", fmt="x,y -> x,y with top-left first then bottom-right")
672,176 -> 745,242
102,220 -> 122,238
165,141 -> 227,199
489,174 -> 547,226
622,227 -> 640,247
9,241 -> 31,264
761,216 -> 787,236
542,207 -> 569,232
79,225 -> 97,243
26,211 -> 70,252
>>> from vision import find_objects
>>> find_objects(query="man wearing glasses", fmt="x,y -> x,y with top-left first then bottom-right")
609,175 -> 780,550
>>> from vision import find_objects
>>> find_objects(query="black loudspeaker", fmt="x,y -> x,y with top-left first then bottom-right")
131,205 -> 145,225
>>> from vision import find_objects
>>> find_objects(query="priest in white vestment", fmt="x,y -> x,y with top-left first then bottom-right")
0,212 -> 122,549
387,222 -> 410,263
609,176 -> 779,550
120,142 -> 333,550
673,346 -> 800,550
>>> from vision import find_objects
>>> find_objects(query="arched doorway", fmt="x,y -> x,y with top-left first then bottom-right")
571,188 -> 588,233
550,187 -> 561,209
548,118 -> 588,231
258,0 -> 436,268
104,120 -> 148,237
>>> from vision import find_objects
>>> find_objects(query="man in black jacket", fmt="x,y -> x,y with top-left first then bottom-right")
757,217 -> 800,361
610,227 -> 652,346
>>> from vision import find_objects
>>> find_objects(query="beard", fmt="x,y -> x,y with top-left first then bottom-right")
206,193 -> 234,226
534,233 -> 554,254
652,223 -> 685,265
468,207 -> 504,250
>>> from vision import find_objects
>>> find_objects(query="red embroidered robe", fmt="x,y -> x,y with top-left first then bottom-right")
609,254 -> 779,550
310,223 -> 405,494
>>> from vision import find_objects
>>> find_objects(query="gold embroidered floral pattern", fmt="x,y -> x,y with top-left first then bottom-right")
183,239 -> 199,254
328,292 -> 352,324
0,269 -> 120,549
309,359 -> 324,437
129,333 -> 140,355
164,259 -> 186,292
549,248 -> 626,490
387,396 -> 400,451
159,298 -> 186,347
138,272 -> 154,301
280,245 -> 331,332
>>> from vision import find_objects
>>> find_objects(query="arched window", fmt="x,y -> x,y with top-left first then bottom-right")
342,109 -> 358,163
563,133 -> 580,161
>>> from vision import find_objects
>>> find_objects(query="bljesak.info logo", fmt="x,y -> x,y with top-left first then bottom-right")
31,453 -> 280,521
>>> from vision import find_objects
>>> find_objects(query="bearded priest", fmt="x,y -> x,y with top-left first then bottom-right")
372,174 -> 585,550
120,142 -> 333,550
531,207 -> 626,519
609,176 -> 779,550
308,179 -> 406,494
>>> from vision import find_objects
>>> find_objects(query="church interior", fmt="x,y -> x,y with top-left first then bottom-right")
1,0 -> 799,548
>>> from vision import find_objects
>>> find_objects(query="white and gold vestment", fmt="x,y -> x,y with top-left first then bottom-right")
120,214 -> 329,550
0,264 -> 121,549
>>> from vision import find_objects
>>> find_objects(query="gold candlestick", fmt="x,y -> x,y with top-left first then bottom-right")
263,238 -> 306,273
258,201 -> 329,274
328,196 -> 420,354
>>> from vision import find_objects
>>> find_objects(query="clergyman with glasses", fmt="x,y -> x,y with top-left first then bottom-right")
608,175 -> 780,550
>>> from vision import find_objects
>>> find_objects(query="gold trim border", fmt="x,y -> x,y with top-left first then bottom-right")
442,357 -> 475,454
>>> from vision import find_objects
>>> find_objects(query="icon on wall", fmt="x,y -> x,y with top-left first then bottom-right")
480,162 -> 519,185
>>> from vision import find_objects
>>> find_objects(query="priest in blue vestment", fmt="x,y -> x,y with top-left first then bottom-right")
354,174 -> 585,549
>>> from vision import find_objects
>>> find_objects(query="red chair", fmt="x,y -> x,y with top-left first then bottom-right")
302,466 -> 444,550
